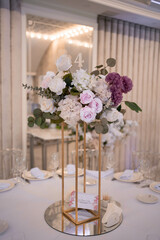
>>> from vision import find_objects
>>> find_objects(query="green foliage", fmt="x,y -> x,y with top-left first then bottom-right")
94,119 -> 108,134
95,65 -> 103,69
106,58 -> 116,67
117,105 -> 121,112
100,68 -> 108,75
28,121 -> 34,127
33,108 -> 42,117
63,73 -> 73,87
70,87 -> 80,96
125,101 -> 142,113
90,70 -> 99,76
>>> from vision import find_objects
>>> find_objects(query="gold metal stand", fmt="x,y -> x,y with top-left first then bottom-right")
61,122 -> 101,225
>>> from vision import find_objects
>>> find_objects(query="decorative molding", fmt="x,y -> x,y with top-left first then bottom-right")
89,0 -> 160,20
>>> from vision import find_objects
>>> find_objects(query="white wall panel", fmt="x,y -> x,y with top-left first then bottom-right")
97,16 -> 160,170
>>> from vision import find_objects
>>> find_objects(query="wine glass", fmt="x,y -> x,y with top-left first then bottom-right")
13,155 -> 27,183
48,152 -> 59,178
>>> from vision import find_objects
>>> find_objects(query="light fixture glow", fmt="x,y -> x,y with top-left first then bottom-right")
26,25 -> 93,41
30,32 -> 35,38
43,35 -> 48,40
151,0 -> 160,4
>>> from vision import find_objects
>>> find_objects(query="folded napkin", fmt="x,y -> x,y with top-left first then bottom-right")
120,169 -> 133,180
155,184 -> 160,191
30,167 -> 45,179
86,168 -> 114,179
67,164 -> 75,174
102,202 -> 122,227
0,182 -> 10,190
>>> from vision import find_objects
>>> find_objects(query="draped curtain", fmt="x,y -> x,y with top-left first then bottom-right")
97,16 -> 160,171
0,0 -> 22,150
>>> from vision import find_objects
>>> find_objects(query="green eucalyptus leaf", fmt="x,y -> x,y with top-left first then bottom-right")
101,118 -> 108,126
33,108 -> 42,117
28,121 -> 34,127
125,101 -> 142,113
35,117 -> 42,126
100,68 -> 108,75
28,116 -> 35,123
43,112 -> 52,119
96,65 -> 103,69
106,58 -> 116,67
102,125 -> 108,134
40,122 -> 47,129
90,70 -> 99,76
95,123 -> 103,134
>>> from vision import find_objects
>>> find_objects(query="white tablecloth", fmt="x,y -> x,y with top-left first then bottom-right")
0,174 -> 160,240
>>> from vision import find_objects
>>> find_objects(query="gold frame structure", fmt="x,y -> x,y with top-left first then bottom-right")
61,122 -> 101,226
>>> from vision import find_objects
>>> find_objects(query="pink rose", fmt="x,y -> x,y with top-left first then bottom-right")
89,98 -> 103,113
80,90 -> 95,104
41,71 -> 55,89
80,106 -> 96,123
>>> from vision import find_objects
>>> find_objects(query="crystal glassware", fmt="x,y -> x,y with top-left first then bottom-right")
48,152 -> 60,178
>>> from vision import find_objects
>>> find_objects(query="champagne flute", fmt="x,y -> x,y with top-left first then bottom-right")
48,152 -> 59,178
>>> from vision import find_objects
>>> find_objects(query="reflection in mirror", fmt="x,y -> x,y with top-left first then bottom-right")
26,14 -> 93,116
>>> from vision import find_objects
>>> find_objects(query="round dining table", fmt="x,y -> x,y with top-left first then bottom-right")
0,172 -> 160,240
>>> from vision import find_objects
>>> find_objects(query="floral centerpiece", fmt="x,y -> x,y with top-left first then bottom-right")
23,54 -> 141,134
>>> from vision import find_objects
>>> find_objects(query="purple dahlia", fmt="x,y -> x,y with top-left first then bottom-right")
110,86 -> 123,106
121,76 -> 133,93
105,72 -> 123,90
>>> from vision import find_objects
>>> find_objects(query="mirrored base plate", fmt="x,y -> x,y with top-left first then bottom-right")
44,200 -> 123,236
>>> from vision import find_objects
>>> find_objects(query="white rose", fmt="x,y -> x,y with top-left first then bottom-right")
105,109 -> 123,122
102,132 -> 116,146
109,124 -> 124,138
48,75 -> 66,95
40,98 -> 56,113
86,132 -> 93,143
56,55 -> 72,71
41,71 -> 55,89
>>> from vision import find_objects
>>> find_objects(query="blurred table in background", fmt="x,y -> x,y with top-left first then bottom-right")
27,128 -> 75,170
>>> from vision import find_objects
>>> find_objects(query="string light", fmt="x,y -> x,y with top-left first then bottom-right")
68,39 -> 92,48
26,26 -> 93,41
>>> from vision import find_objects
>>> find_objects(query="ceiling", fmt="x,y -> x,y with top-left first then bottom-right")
22,0 -> 160,29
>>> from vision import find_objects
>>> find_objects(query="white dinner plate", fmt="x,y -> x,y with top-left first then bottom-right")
136,194 -> 158,204
150,182 -> 160,194
113,172 -> 143,183
56,168 -> 84,177
0,180 -> 15,193
22,170 -> 52,181
0,219 -> 8,234
80,177 -> 97,186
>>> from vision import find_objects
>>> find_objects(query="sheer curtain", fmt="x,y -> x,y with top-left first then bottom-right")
97,16 -> 160,171
0,0 -> 22,150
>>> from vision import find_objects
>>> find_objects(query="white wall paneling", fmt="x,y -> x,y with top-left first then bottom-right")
97,16 -> 160,170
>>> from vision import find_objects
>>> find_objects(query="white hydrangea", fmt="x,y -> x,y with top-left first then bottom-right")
103,108 -> 123,123
72,69 -> 91,91
91,77 -> 111,105
58,95 -> 82,126
48,72 -> 66,95
56,55 -> 72,71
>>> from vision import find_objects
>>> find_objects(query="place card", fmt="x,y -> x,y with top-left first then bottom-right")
69,191 -> 98,211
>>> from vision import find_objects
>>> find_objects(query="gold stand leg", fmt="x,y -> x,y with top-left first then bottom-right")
62,122 -> 64,212
98,133 -> 101,217
61,122 -> 101,227
75,124 -> 78,223
84,122 -> 86,193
